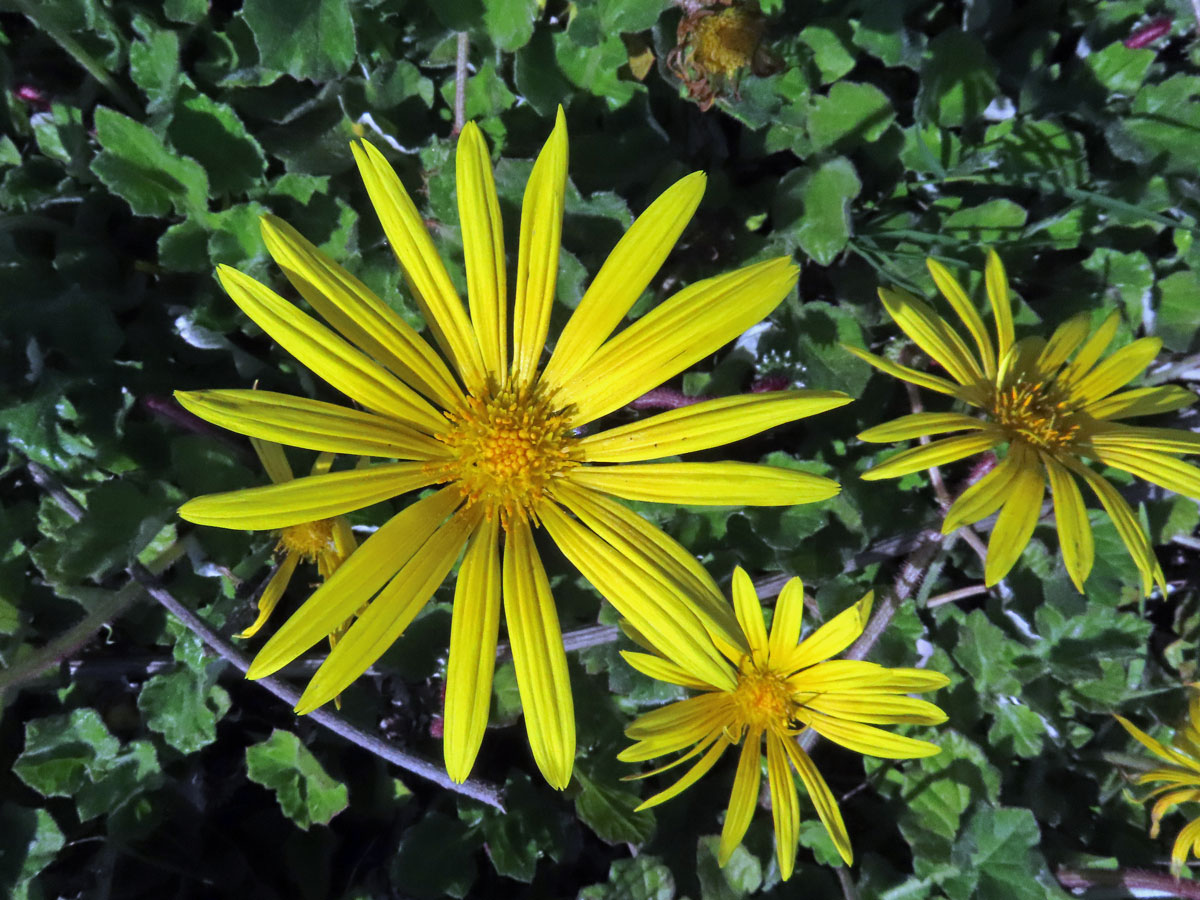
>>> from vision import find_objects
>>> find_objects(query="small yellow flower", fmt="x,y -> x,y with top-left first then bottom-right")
621,569 -> 948,878
691,6 -> 764,77
1116,693 -> 1200,876
174,110 -> 852,789
851,251 -> 1200,594
237,439 -> 357,641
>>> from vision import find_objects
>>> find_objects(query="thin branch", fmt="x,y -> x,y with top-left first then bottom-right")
835,867 -> 861,900
453,32 -> 469,135
128,563 -> 505,811
1057,866 -> 1200,898
926,583 -> 989,608
28,462 -> 504,810
496,624 -> 619,662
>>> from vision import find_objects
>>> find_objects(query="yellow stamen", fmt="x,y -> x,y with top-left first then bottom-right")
278,519 -> 337,561
691,7 -> 763,77
732,655 -> 796,736
989,380 -> 1080,451
428,382 -> 578,526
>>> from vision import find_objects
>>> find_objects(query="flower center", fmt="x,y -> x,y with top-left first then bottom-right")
429,383 -> 578,527
279,519 -> 336,561
989,380 -> 1081,451
732,657 -> 796,735
691,7 -> 763,76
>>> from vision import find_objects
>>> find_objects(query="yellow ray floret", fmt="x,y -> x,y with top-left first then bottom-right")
854,250 -> 1199,595
621,568 -> 948,880
176,110 -> 850,789
1117,691 -> 1200,876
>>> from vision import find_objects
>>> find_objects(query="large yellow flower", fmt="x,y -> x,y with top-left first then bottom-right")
851,250 -> 1199,594
621,569 -> 947,878
174,111 -> 851,789
1117,693 -> 1200,876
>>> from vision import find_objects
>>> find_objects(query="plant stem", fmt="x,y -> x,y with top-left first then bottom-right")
453,32 -> 469,135
1057,866 -> 1200,898
926,583 -> 989,608
128,563 -> 506,811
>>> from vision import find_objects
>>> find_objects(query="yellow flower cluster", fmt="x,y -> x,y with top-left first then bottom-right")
175,112 -> 1198,879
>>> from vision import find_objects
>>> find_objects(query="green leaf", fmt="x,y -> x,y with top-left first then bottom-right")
1156,270 -> 1200,352
168,86 -> 267,197
245,730 -> 350,829
578,855 -> 676,900
555,31 -> 640,109
574,770 -> 656,845
800,20 -> 857,84
14,708 -> 119,798
129,17 -> 181,116
951,610 -> 1025,696
91,107 -> 209,217
437,60 -> 516,124
808,81 -> 895,151
165,0 -> 208,22
917,30 -> 997,127
241,0 -> 356,81
945,808 -> 1049,900
1085,41 -> 1155,95
1124,76 -> 1200,175
0,805 -> 64,900
138,666 -> 232,754
597,0 -> 669,32
988,701 -> 1047,758
391,812 -> 478,898
943,199 -> 1027,244
792,157 -> 861,266
466,772 -> 566,882
697,836 -> 762,900
483,0 -> 539,52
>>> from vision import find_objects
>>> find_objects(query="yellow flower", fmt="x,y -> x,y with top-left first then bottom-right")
851,250 -> 1199,594
237,438 -> 357,641
621,569 -> 948,878
690,6 -> 764,78
1116,693 -> 1200,876
174,110 -> 851,789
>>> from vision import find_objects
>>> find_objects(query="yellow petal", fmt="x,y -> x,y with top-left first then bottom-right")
801,692 -> 948,725
176,389 -> 448,460
843,344 -> 969,400
579,390 -> 851,463
179,461 -> 436,530
1088,424 -> 1200,455
1043,454 -> 1093,593
1087,444 -> 1200,500
542,171 -> 707,389
766,735 -> 801,881
777,592 -> 873,674
295,505 -> 478,713
782,739 -> 853,865
878,286 -> 983,387
1060,460 -> 1163,597
550,481 -> 740,650
250,436 -> 293,485
625,730 -> 724,782
858,411 -> 987,443
216,265 -> 445,432
236,552 -> 299,639
790,659 -> 949,693
1172,817 -> 1200,876
860,431 -> 1000,481
941,448 -> 1022,533
540,502 -> 736,691
983,443 -> 1045,586
927,257 -> 996,377
1036,312 -> 1092,376
443,516 -> 502,784
731,567 -> 768,664
985,248 -> 1014,361
623,693 -> 735,753
568,461 -> 840,506
503,517 -> 575,789
1058,310 -> 1120,391
351,139 -> 485,387
455,122 -> 507,378
620,650 -> 714,691
559,257 -> 799,425
719,732 -> 763,866
1152,788 -> 1200,829
1084,385 -> 1198,420
259,214 -> 463,410
248,488 -> 460,678
767,576 -> 805,661
798,710 -> 941,759
634,736 -> 729,810
511,108 -> 567,388
1071,337 -> 1163,406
